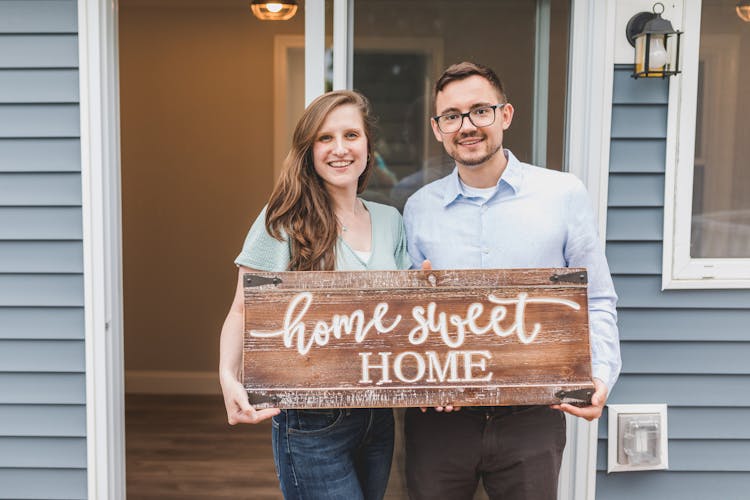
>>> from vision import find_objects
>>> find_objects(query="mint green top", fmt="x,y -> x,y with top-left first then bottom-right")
235,199 -> 412,271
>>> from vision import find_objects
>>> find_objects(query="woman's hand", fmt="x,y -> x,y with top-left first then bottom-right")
219,266 -> 280,425
221,375 -> 280,425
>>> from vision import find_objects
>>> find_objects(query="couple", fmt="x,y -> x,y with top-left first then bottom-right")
219,61 -> 621,500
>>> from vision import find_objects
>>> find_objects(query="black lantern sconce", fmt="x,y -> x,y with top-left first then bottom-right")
626,2 -> 682,79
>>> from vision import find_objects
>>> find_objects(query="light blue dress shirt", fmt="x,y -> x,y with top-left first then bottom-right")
403,150 -> 621,392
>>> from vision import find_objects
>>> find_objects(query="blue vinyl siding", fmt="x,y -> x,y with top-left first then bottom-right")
0,1 -> 86,498
0,35 -> 79,68
595,471 -> 749,500
0,470 -> 86,500
0,69 -> 79,103
596,66 -> 750,497
0,138 -> 81,171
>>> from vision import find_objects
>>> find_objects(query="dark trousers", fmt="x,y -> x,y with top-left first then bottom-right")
405,405 -> 566,500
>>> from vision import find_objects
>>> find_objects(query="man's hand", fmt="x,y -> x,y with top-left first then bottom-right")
550,378 -> 607,421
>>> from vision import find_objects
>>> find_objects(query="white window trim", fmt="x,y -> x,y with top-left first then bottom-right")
662,0 -> 750,289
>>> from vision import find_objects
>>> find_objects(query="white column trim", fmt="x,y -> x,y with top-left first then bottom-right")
332,0 -> 349,90
532,0 -> 551,167
560,1 -> 616,499
566,0 -> 615,231
78,0 -> 126,498
305,0 -> 326,104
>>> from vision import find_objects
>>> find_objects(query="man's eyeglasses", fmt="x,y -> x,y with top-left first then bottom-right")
433,104 -> 507,134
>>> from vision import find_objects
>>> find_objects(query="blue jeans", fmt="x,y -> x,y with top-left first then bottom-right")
272,408 -> 394,500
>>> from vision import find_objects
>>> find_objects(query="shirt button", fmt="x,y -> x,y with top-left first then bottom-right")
482,247 -> 490,254
481,205 -> 488,213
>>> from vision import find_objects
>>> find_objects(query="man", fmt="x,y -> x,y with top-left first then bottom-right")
402,61 -> 621,500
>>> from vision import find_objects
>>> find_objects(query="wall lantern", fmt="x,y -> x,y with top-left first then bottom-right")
250,0 -> 298,21
626,2 -> 682,79
738,1 -> 750,22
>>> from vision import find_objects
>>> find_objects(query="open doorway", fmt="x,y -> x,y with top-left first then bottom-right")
118,0 -> 570,497
118,0 -> 304,497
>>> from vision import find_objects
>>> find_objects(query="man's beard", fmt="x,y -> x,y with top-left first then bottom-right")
448,132 -> 503,167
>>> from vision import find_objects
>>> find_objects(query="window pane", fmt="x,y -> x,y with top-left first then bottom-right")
690,0 -> 750,258
352,0 -> 570,210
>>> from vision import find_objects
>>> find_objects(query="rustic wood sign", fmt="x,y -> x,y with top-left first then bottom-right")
243,268 -> 594,409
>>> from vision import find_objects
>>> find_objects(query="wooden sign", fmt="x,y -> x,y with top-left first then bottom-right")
243,268 -> 594,409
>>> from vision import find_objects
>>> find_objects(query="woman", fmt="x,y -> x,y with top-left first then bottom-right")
219,90 -> 411,500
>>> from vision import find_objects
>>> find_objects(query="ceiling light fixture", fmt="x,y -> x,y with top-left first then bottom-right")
250,0 -> 298,21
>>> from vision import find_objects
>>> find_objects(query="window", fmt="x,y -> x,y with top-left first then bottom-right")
663,0 -> 750,288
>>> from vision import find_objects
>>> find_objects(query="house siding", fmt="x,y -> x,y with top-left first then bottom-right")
0,1 -> 86,499
595,66 -> 750,499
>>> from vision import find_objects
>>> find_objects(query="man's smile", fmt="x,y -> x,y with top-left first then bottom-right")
456,135 -> 485,147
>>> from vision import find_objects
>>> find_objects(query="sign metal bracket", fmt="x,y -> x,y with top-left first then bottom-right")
549,270 -> 588,284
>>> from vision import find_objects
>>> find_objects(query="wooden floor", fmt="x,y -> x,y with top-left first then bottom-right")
125,395 -> 409,499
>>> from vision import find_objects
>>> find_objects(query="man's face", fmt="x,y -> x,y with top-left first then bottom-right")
431,75 -> 514,168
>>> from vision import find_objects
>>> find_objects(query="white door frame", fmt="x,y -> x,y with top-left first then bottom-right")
78,0 -> 125,498
561,1 -> 616,499
82,0 -> 614,497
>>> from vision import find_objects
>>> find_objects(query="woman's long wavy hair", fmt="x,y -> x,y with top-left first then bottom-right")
265,90 -> 375,271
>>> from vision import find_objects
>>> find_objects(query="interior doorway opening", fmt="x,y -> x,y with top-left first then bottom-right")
117,0 -> 571,498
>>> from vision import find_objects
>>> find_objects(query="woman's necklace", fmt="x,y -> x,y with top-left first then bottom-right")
335,201 -> 363,233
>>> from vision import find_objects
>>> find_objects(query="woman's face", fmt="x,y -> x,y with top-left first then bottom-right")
312,104 -> 368,194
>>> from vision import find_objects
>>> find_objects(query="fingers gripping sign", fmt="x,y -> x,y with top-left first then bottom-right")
550,378 -> 608,421
224,378 -> 280,425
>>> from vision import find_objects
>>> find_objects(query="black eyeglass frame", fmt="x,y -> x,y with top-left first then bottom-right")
432,103 -> 508,134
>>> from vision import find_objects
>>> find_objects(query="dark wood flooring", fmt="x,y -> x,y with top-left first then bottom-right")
125,395 -> 409,499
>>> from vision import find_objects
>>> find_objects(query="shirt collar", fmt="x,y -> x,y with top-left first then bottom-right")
441,149 -> 524,206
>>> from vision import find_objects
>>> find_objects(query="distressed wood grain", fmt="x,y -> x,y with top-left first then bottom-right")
243,268 -> 594,408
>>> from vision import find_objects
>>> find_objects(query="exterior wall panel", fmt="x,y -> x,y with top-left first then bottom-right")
0,207 -> 83,239
0,373 -> 85,405
0,35 -> 78,68
0,469 -> 86,500
0,405 -> 86,436
600,407 -> 750,440
0,138 -> 81,171
0,241 -> 84,272
617,308 -> 750,341
0,307 -> 84,339
597,66 -> 750,497
595,471 -> 749,500
0,172 -> 82,205
0,69 -> 79,102
0,0 -> 87,495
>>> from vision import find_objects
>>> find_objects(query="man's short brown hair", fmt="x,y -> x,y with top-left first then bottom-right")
433,61 -> 507,105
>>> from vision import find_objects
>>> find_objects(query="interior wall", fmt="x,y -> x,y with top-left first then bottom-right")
119,0 -> 571,384
119,0 -> 304,378
353,0 -> 536,163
